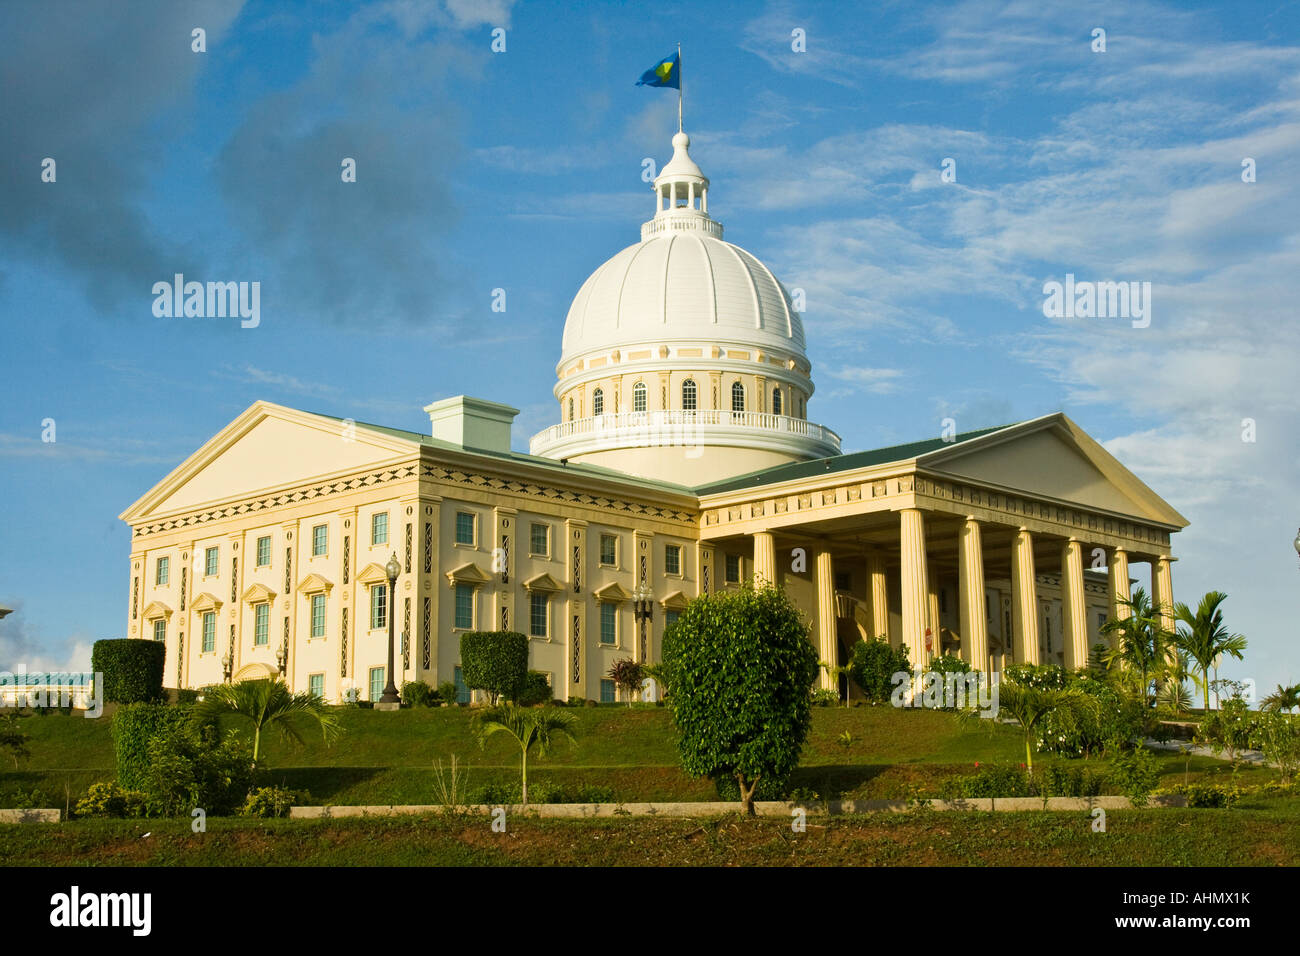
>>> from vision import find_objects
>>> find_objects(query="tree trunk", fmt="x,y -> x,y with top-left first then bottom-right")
737,773 -> 760,816
521,747 -> 528,805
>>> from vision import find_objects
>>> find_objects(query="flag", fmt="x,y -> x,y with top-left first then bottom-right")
636,52 -> 680,89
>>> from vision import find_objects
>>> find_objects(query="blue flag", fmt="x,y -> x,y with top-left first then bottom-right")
636,52 -> 680,89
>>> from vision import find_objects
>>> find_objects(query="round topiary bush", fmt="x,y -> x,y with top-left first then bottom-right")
91,639 -> 166,704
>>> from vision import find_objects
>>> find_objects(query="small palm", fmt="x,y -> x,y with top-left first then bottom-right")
472,705 -> 578,804
191,678 -> 341,767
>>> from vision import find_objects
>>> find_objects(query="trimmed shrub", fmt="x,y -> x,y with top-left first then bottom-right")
239,786 -> 302,818
74,781 -> 147,819
112,702 -> 191,789
175,688 -> 200,705
514,671 -> 553,706
402,681 -> 437,708
139,724 -> 253,817
91,639 -> 166,704
849,638 -> 911,704
459,631 -> 528,704
438,682 -> 459,706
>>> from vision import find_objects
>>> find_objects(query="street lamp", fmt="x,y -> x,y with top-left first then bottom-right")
275,640 -> 287,677
221,651 -> 233,683
632,582 -> 654,664
378,553 -> 402,707
1293,527 -> 1300,569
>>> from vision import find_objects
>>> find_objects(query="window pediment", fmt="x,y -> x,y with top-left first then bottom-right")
659,590 -> 689,610
356,562 -> 390,586
190,592 -> 223,613
523,572 -> 563,592
297,573 -> 334,595
445,562 -> 491,588
240,583 -> 277,605
594,581 -> 631,603
141,600 -> 173,620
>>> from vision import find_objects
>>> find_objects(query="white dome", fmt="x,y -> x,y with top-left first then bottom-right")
560,232 -> 807,363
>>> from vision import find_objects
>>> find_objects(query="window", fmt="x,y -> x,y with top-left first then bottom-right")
772,388 -> 782,415
600,602 -> 617,645
312,524 -> 327,556
600,678 -> 616,703
202,612 -> 216,653
665,609 -> 681,629
664,544 -> 681,575
530,591 -> 548,638
152,619 -> 166,642
370,583 -> 388,630
599,533 -> 617,567
372,512 -> 388,545
256,535 -> 271,567
530,522 -> 549,557
204,547 -> 219,577
369,667 -> 385,702
681,379 -> 697,411
1097,611 -> 1108,630
731,381 -> 745,412
799,396 -> 805,417
725,553 -> 741,584
455,511 -> 475,547
568,397 -> 574,421
254,603 -> 269,645
454,666 -> 471,704
155,556 -> 169,586
592,387 -> 604,416
633,382 -> 647,412
311,593 -> 326,638
454,583 -> 474,629
308,673 -> 325,699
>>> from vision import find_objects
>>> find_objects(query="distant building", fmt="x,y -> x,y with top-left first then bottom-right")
120,131 -> 1186,702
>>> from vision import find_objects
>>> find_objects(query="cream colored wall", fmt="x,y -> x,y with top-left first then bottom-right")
570,444 -> 799,486
561,368 -> 809,420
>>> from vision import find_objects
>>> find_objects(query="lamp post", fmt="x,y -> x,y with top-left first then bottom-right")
378,553 -> 402,708
275,640 -> 287,678
632,582 -> 654,666
221,651 -> 233,683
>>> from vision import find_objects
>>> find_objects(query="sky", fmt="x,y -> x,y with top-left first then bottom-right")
1,0 -> 1296,698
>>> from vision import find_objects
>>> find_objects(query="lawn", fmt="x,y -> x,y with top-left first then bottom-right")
1,704 -> 1280,809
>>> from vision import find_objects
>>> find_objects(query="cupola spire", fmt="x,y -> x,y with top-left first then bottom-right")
642,130 -> 721,241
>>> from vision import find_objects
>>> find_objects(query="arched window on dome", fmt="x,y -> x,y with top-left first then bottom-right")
731,381 -> 745,413
568,397 -> 574,422
772,388 -> 783,416
633,382 -> 647,413
593,388 -> 604,417
681,379 -> 697,411
799,396 -> 805,418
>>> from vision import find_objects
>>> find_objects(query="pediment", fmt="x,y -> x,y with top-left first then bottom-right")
919,414 -> 1187,528
445,562 -> 492,587
659,590 -> 690,610
522,572 -> 563,592
141,600 -> 173,620
240,583 -> 277,605
190,592 -> 223,613
356,562 -> 391,585
297,573 -> 334,594
593,581 -> 631,603
120,402 -> 421,523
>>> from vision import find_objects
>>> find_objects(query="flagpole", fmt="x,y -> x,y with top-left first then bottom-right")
677,41 -> 683,132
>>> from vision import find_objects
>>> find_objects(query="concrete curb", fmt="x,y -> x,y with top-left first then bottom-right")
289,795 -> 1184,819
0,809 -> 61,823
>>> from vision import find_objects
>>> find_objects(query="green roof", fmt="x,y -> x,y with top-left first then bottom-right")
693,423 -> 1020,495
308,413 -> 698,499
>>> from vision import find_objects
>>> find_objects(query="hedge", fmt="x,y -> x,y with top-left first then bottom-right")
459,631 -> 528,704
112,702 -> 191,789
91,638 -> 166,704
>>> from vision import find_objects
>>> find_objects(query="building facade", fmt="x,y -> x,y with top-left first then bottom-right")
120,131 -> 1187,701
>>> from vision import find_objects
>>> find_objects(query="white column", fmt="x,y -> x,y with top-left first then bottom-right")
958,517 -> 989,672
899,509 -> 929,671
866,551 -> 889,644
927,568 -> 942,660
752,531 -> 776,587
1108,547 -> 1131,624
1060,538 -> 1089,669
1153,554 -> 1176,666
815,547 -> 837,691
1011,527 -> 1040,665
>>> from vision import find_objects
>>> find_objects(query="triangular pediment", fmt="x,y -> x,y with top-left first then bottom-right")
659,590 -> 690,610
297,573 -> 333,594
523,572 -> 563,592
919,414 -> 1187,528
141,600 -> 173,620
191,592 -> 223,613
120,401 -> 421,523
356,563 -> 391,585
593,581 -> 631,603
445,562 -> 492,587
240,583 -> 277,605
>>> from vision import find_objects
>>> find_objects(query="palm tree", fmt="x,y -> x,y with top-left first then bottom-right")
472,704 -> 577,804
961,680 -> 1100,775
191,678 -> 341,767
1172,591 -> 1247,714
1261,683 -> 1300,714
1100,588 -> 1171,707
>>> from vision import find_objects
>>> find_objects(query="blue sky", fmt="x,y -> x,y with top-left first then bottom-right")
1,0 -> 1297,696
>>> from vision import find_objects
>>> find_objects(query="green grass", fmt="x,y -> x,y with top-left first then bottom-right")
3,800 -> 1298,866
0,703 -> 1284,809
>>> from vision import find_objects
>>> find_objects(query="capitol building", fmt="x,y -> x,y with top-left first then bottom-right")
120,130 -> 1188,704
